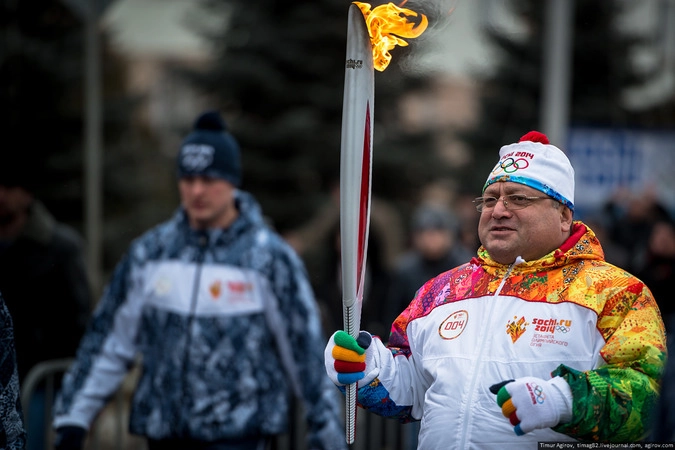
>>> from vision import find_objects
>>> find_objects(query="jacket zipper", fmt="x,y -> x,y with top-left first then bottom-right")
178,233 -> 207,434
457,259 -> 521,448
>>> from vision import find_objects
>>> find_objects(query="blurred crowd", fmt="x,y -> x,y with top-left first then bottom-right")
588,188 -> 675,334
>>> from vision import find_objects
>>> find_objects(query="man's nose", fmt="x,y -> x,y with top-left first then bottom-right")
491,196 -> 510,215
190,179 -> 208,192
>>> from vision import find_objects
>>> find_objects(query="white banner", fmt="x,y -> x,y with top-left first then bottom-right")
566,127 -> 675,216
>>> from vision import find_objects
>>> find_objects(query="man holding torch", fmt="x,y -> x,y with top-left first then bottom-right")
325,131 -> 666,448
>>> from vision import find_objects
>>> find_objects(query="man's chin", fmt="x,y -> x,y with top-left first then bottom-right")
186,207 -> 209,218
484,244 -> 517,264
189,213 -> 217,229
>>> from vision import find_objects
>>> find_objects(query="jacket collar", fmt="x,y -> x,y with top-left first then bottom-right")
474,221 -> 605,272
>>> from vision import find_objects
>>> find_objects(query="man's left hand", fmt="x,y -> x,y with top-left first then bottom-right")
489,376 -> 573,436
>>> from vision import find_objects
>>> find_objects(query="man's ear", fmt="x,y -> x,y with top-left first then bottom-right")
561,206 -> 574,233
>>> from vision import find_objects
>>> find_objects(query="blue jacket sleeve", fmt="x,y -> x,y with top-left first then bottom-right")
53,252 -> 140,429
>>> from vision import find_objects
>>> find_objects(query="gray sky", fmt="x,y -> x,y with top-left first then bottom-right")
102,0 -> 494,76
103,0 -> 673,101
102,0 -> 219,59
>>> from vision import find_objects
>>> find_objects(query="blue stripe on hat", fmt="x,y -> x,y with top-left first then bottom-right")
483,175 -> 575,211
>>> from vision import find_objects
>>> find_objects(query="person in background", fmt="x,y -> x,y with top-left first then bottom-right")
453,188 -> 481,257
0,160 -> 92,450
581,213 -> 629,269
325,131 -> 666,448
635,217 -> 675,334
386,203 -> 473,332
0,290 -> 27,449
602,188 -> 671,273
53,110 -> 346,450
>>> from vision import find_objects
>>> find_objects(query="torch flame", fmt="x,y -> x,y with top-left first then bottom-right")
354,1 -> 428,72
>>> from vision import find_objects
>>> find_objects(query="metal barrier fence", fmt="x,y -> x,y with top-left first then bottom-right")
20,359 -> 413,450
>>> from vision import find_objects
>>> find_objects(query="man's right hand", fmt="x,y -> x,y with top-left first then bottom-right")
324,330 -> 372,386
54,426 -> 86,450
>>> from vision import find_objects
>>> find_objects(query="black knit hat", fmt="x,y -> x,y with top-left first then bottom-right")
411,204 -> 459,232
176,110 -> 242,186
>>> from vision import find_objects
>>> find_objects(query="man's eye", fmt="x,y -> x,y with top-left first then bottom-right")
483,197 -> 498,206
509,195 -> 528,203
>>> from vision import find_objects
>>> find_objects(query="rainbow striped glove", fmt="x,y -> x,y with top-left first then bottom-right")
324,330 -> 373,386
489,376 -> 573,436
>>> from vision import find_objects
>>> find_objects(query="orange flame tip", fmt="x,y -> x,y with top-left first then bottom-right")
354,1 -> 429,72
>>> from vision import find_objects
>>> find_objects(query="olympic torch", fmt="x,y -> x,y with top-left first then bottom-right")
339,2 -> 428,444
339,3 -> 373,445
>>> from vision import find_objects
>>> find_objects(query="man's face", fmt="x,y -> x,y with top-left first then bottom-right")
413,228 -> 454,261
0,185 -> 33,225
477,181 -> 572,264
178,176 -> 237,230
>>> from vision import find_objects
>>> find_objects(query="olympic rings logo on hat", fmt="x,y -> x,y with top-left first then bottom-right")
491,157 -> 530,175
181,144 -> 215,171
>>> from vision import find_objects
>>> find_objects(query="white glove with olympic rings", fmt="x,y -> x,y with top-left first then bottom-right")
490,376 -> 573,436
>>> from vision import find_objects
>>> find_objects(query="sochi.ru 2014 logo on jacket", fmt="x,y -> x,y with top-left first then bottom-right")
505,315 -> 573,346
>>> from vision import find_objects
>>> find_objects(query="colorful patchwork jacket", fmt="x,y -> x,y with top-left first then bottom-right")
356,221 -> 666,449
53,191 -> 345,449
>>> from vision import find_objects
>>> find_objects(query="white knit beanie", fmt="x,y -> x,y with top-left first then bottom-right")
483,131 -> 575,210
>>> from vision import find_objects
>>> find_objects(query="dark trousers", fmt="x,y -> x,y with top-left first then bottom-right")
147,436 -> 272,450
